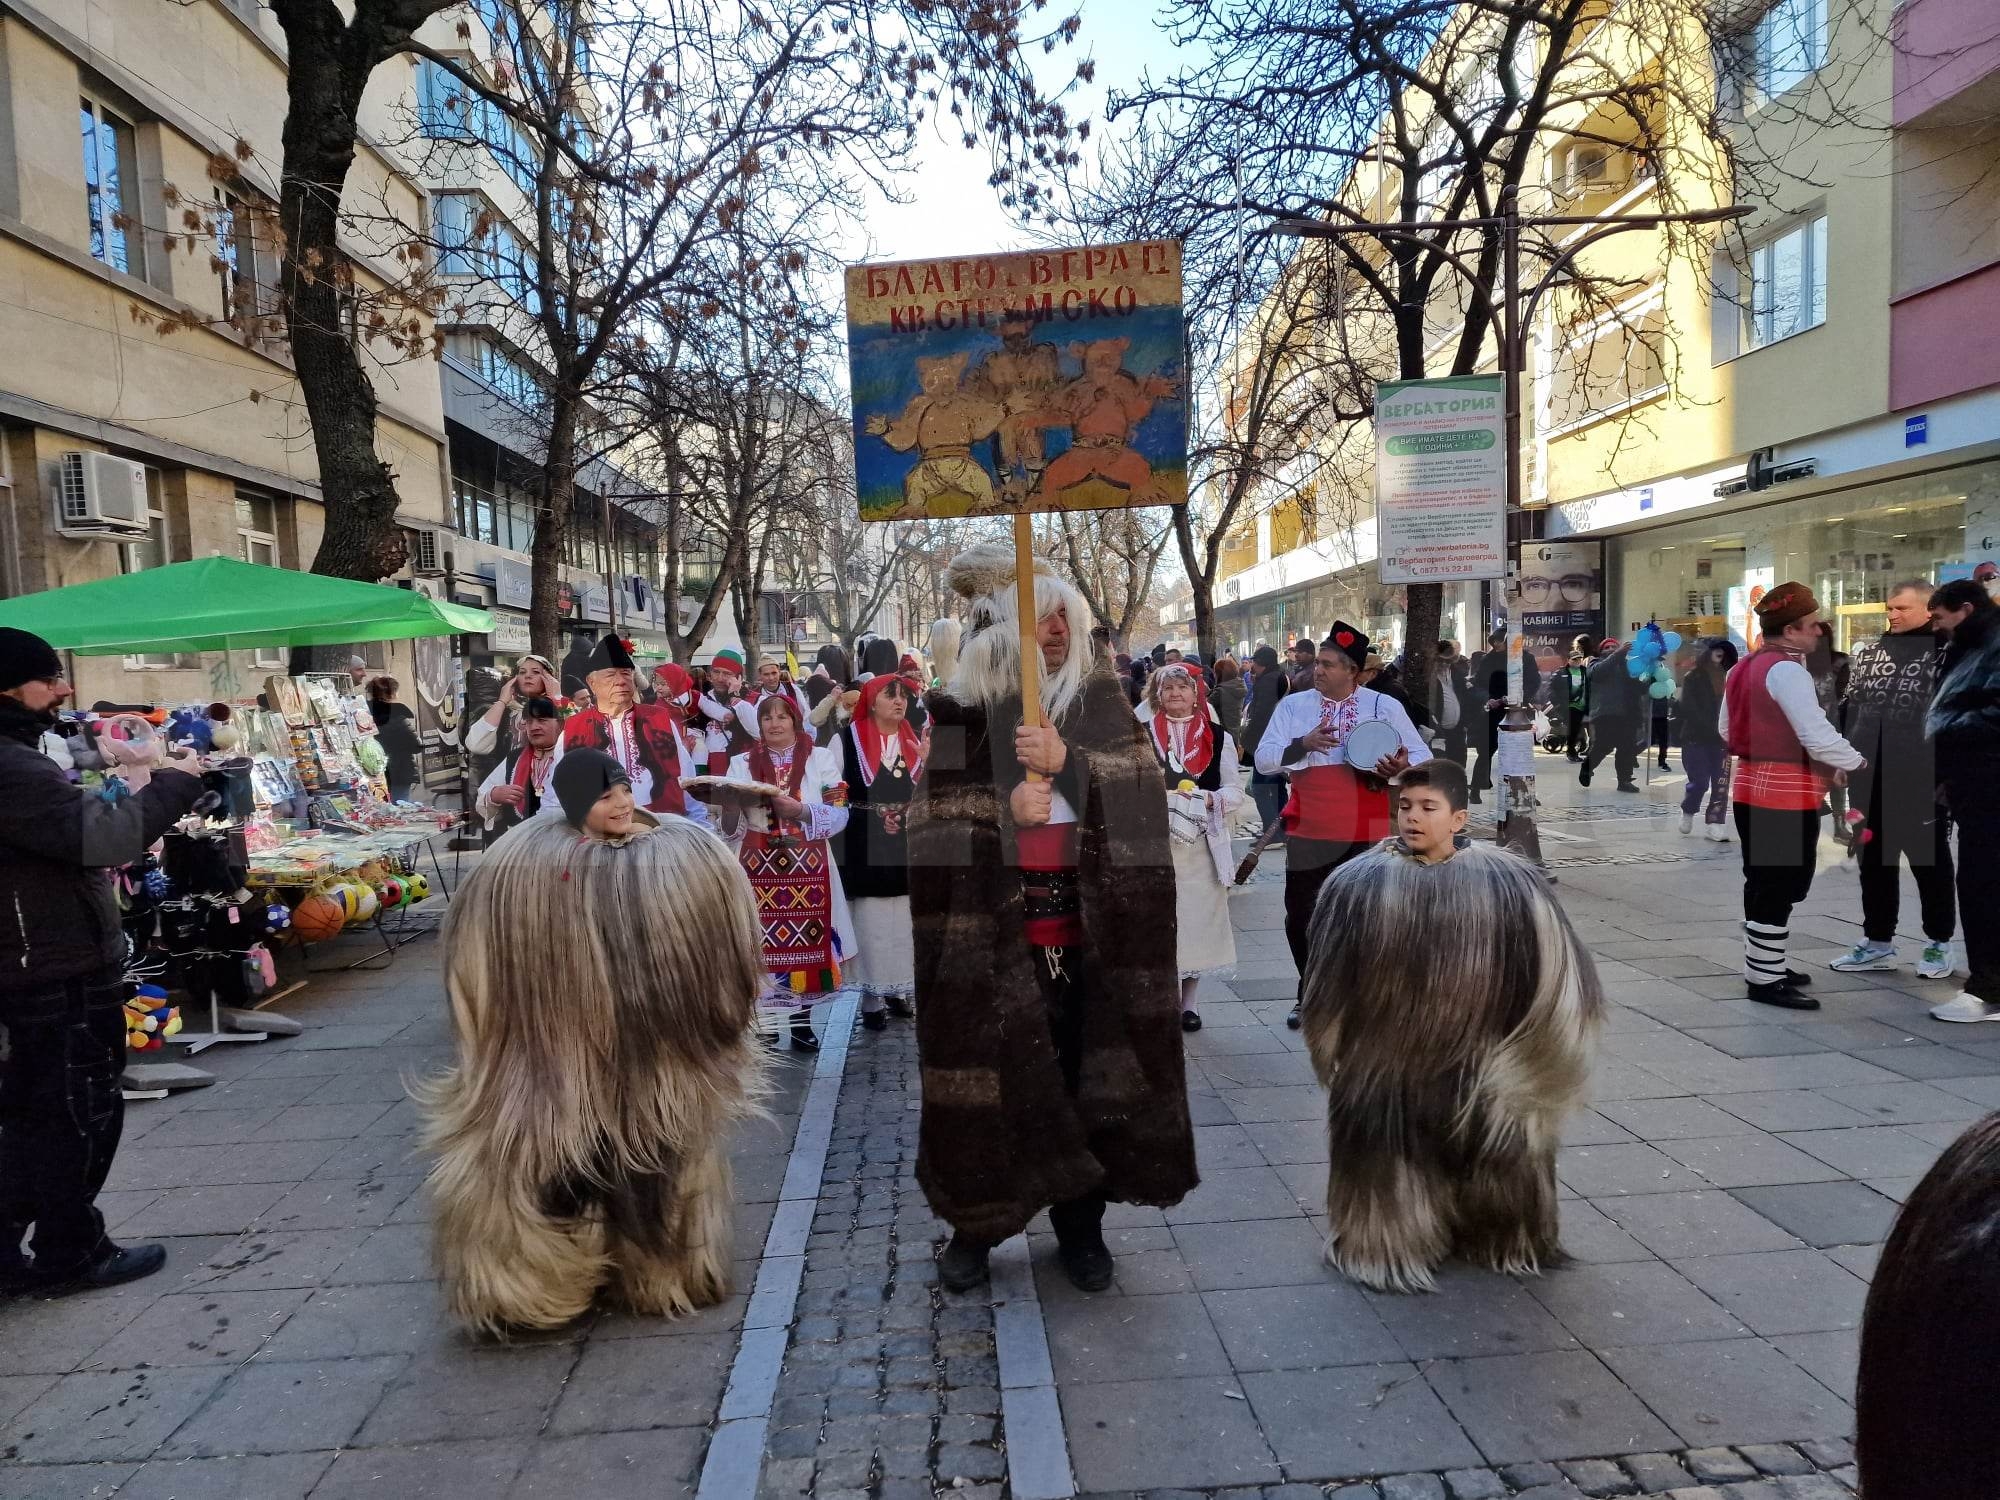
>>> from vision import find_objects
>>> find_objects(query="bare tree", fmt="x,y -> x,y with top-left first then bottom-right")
1045,508 -> 1177,649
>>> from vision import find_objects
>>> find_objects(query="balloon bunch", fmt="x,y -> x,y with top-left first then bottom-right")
1626,622 -> 1685,699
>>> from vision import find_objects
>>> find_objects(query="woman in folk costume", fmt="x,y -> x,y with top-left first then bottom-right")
1140,663 -> 1240,1032
1300,758 -> 1602,1294
836,674 -> 925,1032
719,695 -> 856,1053
420,749 -> 766,1337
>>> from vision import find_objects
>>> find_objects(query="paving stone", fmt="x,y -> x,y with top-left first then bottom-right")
116,1451 -> 338,1500
1431,1351 -> 1677,1464
1738,1444 -> 1814,1476
0,1367 -> 226,1464
1502,1464 -> 1567,1488
936,1443 -> 1006,1482
1621,1453 -> 1696,1491
357,1342 -> 573,1445
162,1356 -> 405,1456
1772,1478 -> 1854,1499
1328,1488 -> 1380,1500
1562,1457 -> 1640,1495
1244,1365 -> 1479,1480
1683,1449 -> 1759,1483
1794,1438 -> 1853,1469
1441,1470 -> 1509,1500
1377,1475 -> 1447,1500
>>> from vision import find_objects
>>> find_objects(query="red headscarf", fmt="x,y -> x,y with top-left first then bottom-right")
651,663 -> 696,720
853,675 -> 923,784
1148,664 -> 1216,778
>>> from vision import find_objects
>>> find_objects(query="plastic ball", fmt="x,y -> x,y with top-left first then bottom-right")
378,878 -> 404,909
403,873 -> 430,903
291,892 -> 348,943
266,902 -> 292,931
349,885 -> 379,924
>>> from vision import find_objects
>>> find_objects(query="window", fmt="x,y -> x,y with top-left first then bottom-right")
451,332 -> 545,410
214,186 -> 279,330
237,491 -> 284,666
122,469 -> 196,670
80,96 -> 141,276
1749,0 -> 1827,104
436,192 -> 493,277
417,60 -> 541,196
1547,299 -> 1668,432
1742,215 -> 1828,351
757,592 -> 788,648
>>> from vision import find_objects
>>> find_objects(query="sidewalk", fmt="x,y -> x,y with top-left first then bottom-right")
1,755 -> 1972,1497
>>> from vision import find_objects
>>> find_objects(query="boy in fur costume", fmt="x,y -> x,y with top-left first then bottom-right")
1300,759 -> 1602,1293
910,544 -> 1197,1294
420,749 -> 766,1337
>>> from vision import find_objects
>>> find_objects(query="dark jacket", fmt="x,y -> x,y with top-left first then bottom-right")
1242,667 -> 1289,762
1212,678 -> 1246,738
371,699 -> 421,785
1844,627 -> 1943,783
1929,606 -> 2000,814
0,698 -> 204,997
1677,639 -> 1739,747
1585,648 -> 1643,723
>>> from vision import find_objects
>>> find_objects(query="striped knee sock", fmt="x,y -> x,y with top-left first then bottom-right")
1744,921 -> 1788,986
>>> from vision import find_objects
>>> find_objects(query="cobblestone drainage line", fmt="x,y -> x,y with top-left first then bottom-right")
697,993 -> 860,1500
991,1237 -> 1078,1499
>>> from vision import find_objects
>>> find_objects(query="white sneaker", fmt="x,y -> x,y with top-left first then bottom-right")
1830,942 -> 1898,973
1930,991 -> 2000,1024
1679,812 -> 1695,835
1704,823 -> 1732,842
1916,943 -> 1957,981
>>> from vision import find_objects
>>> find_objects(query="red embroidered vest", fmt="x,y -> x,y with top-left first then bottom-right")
1725,646 -> 1825,811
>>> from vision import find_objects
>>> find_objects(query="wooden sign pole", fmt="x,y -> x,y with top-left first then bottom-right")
1013,512 -> 1044,771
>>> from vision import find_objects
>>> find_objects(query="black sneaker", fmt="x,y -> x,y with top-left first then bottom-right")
1285,1007 -> 1302,1030
1058,1238 -> 1115,1292
1616,782 -> 1642,793
789,1011 -> 820,1052
860,1010 -> 888,1032
1180,1010 -> 1203,1033
1577,765 -> 1593,787
25,1241 -> 167,1297
937,1234 -> 991,1293
1748,981 -> 1820,1011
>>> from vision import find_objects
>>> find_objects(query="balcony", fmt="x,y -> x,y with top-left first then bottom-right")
1894,0 -> 2000,128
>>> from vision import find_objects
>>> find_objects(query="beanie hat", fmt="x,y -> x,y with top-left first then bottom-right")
1755,581 -> 1819,632
552,748 -> 628,830
710,649 -> 745,677
0,628 -> 62,693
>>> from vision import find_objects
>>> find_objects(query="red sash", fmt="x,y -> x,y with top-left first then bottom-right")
1282,764 -> 1391,844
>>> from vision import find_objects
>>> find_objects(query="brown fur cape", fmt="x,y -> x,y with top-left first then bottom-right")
910,661 -> 1198,1243
1301,838 -> 1602,1292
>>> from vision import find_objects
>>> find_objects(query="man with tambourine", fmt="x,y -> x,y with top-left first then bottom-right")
1253,623 -> 1432,1028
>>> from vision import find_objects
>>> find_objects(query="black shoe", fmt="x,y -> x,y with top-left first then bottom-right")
938,1234 -> 991,1293
1748,981 -> 1820,1011
1469,791 -> 1483,805
1180,1009 -> 1203,1033
885,995 -> 915,1019
789,1010 -> 820,1052
1616,783 -> 1642,793
1785,968 -> 1813,987
1058,1238 -> 1115,1292
25,1241 -> 167,1297
860,1009 -> 888,1032
1578,765 -> 1593,786
1286,1007 -> 1302,1030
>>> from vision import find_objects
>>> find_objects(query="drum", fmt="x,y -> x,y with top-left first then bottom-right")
1342,718 -> 1403,775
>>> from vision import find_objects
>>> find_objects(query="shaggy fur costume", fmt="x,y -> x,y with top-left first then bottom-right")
419,815 -> 766,1336
910,657 -> 1198,1243
1300,839 -> 1602,1292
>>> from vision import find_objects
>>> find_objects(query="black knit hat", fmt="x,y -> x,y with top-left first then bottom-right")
552,748 -> 628,829
585,635 -> 635,676
1320,621 -> 1369,670
0,628 -> 62,693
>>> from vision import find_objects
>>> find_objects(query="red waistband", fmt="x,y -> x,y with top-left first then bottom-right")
1283,764 -> 1392,844
1015,820 -> 1081,871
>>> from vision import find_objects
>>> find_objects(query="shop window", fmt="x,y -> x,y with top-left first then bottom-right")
1741,215 -> 1828,352
80,96 -> 142,277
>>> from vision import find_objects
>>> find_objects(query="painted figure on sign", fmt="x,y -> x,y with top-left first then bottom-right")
969,313 -> 1064,500
1032,338 -> 1178,508
865,353 -> 1004,515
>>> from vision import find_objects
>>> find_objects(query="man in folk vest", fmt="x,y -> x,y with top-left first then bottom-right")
1254,624 -> 1431,1029
562,635 -> 708,826
1717,582 -> 1865,1009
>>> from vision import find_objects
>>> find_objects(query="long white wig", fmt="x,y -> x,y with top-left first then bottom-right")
419,813 -> 767,1336
927,618 -> 961,688
945,542 -> 1094,723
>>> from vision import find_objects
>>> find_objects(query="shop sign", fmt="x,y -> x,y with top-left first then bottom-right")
1514,540 -> 1604,676
489,612 -> 532,653
1374,375 -> 1507,584
1906,414 -> 1929,448
580,583 -> 611,623
489,557 -> 533,610
556,580 -> 575,616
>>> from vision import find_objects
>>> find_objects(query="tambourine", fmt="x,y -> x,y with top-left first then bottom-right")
1342,719 -> 1404,774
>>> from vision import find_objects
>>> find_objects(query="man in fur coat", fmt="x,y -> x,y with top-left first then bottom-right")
1300,759 -> 1602,1293
910,544 -> 1197,1294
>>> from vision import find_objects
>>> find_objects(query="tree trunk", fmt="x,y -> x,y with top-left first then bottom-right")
1171,501 -> 1221,663
528,403 -> 579,661
1402,582 -> 1441,715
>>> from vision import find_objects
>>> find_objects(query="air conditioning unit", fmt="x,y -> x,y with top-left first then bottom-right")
1557,146 -> 1630,200
410,528 -> 450,576
56,451 -> 149,539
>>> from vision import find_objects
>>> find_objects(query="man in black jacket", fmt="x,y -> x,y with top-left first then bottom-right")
0,628 -> 204,1294
1242,645 -> 1290,839
1579,639 -> 1643,792
1926,581 -> 2000,1023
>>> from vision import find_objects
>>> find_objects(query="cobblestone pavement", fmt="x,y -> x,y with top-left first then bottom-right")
8,753 -> 1985,1496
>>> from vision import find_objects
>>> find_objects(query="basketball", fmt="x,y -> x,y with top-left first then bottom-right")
291,892 -> 347,943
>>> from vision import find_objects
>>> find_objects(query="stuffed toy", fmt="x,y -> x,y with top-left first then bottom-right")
98,714 -> 165,791
207,703 -> 240,752
66,724 -> 104,771
124,985 -> 183,1051
167,707 -> 215,754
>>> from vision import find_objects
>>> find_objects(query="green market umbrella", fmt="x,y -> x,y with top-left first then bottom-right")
0,556 -> 493,656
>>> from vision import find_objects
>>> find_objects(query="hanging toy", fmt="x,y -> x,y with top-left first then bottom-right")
167,706 -> 215,753
206,703 -> 239,753
98,715 -> 166,791
124,985 -> 182,1051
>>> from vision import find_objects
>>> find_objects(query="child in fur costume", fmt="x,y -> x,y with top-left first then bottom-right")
419,749 -> 766,1337
1299,759 -> 1602,1293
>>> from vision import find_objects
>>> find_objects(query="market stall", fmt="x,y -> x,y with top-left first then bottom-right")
0,558 -> 489,1089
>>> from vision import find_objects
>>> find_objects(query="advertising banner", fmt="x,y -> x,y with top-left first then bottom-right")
1375,375 -> 1507,583
1516,539 -> 1604,677
845,239 -> 1185,522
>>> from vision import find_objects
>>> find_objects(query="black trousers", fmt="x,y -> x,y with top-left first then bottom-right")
1582,717 -> 1639,786
1956,805 -> 2000,1002
1736,803 -> 1821,928
1857,794 -> 1955,945
1560,718 -> 1589,758
0,970 -> 127,1272
1650,715 -> 1672,766
1030,943 -> 1108,1250
1471,708 -> 1502,792
1284,837 -> 1374,993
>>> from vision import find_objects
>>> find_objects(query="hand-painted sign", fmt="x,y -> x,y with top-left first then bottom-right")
845,240 -> 1185,522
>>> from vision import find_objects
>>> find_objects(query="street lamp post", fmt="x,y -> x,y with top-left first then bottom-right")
1270,191 -> 1746,859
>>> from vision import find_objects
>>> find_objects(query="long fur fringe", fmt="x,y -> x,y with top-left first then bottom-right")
945,542 -> 1092,722
1299,840 -> 1602,1293
417,814 -> 768,1337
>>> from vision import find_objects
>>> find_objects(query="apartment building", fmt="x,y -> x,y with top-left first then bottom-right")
1213,0 -> 2000,662
0,0 -> 451,705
